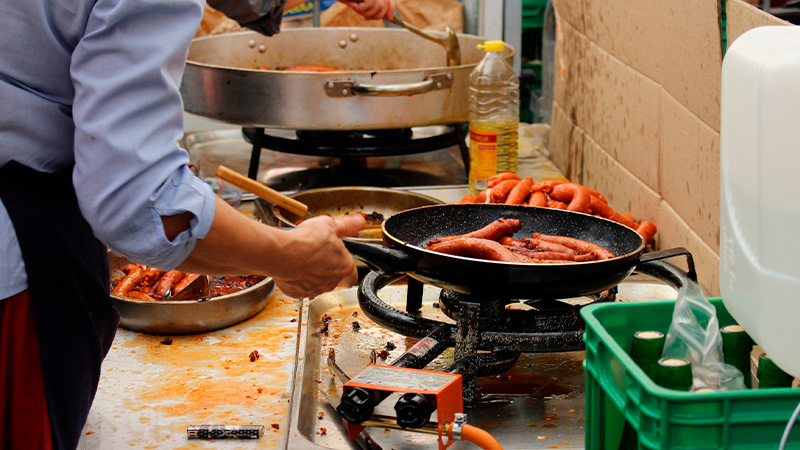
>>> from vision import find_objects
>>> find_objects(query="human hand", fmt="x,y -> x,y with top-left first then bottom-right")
338,0 -> 395,21
270,213 -> 366,299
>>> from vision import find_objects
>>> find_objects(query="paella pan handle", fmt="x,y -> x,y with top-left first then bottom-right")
343,238 -> 419,274
324,73 -> 453,98
635,247 -> 698,283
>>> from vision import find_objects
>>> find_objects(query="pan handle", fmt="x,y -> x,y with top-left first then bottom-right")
343,238 -> 419,275
324,73 -> 453,98
636,247 -> 698,282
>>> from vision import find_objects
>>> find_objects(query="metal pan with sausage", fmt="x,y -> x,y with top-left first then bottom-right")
343,204 -> 696,299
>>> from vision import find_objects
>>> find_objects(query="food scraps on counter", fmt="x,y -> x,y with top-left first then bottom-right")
110,263 -> 263,301
426,218 -> 616,264
457,172 -> 658,245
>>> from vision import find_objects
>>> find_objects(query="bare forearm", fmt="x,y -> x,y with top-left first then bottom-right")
163,196 -> 365,299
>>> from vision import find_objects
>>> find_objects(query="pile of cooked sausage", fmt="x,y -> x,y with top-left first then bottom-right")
110,264 -> 262,301
426,218 -> 615,264
457,172 -> 657,245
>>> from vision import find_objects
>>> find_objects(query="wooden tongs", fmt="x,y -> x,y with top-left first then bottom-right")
214,165 -> 308,218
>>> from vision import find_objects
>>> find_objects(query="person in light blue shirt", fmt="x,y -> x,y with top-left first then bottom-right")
0,0 -> 393,448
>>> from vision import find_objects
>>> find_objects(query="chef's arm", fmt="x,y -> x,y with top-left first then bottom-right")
162,196 -> 365,299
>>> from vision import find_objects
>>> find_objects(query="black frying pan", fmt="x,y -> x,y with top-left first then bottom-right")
343,203 -> 694,299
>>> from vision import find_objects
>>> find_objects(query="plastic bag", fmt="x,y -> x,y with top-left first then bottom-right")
661,280 -> 746,391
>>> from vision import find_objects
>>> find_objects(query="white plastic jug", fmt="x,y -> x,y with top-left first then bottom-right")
720,26 -> 800,379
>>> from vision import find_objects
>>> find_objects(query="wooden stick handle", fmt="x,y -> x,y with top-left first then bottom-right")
215,165 -> 308,217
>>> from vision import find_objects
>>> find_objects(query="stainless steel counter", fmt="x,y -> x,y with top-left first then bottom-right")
78,147 -> 678,449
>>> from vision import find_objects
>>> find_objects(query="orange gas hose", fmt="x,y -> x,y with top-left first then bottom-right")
447,423 -> 504,450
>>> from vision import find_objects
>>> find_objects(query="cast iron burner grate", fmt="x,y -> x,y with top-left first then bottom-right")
348,257 -> 693,407
242,125 -> 470,180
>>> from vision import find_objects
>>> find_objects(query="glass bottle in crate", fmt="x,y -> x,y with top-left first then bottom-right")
468,40 -> 520,194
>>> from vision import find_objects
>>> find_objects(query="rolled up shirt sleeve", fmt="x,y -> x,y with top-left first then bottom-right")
70,0 -> 214,270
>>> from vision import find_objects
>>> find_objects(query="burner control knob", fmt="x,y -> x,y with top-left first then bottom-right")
337,387 -> 375,425
394,392 -> 434,429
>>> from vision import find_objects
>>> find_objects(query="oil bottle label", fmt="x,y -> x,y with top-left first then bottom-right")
469,127 -> 498,190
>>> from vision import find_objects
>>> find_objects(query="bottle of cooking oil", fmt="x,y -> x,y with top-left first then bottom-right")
468,40 -> 520,194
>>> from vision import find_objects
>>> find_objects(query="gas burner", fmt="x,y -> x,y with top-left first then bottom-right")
437,288 -> 614,333
242,125 -> 470,180
261,164 -> 464,191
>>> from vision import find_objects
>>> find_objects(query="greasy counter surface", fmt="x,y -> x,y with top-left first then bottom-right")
78,287 -> 301,450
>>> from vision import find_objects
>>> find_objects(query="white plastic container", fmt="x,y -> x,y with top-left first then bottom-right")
720,26 -> 800,379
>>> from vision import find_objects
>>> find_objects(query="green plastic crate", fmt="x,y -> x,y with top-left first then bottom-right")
522,0 -> 548,29
582,299 -> 800,449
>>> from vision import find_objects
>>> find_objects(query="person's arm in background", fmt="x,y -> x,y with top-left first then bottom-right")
206,0 -> 394,36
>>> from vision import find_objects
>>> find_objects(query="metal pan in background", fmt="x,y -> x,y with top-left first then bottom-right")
108,252 -> 275,335
343,203 -> 696,299
257,186 -> 444,244
180,28 -> 515,130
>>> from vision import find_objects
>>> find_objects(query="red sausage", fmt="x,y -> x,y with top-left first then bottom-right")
636,221 -> 658,245
589,196 -> 636,228
112,265 -> 145,296
548,183 -> 593,213
457,195 -> 478,204
524,237 -> 580,255
504,177 -> 534,205
506,247 -> 596,263
531,233 -> 616,260
427,238 -> 521,263
487,172 -> 521,189
127,291 -> 156,301
155,270 -> 186,299
528,191 -> 548,207
547,200 -> 568,210
488,179 -> 520,203
428,218 -> 522,245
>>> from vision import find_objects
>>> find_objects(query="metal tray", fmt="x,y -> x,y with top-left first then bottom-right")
109,251 -> 274,335
286,282 -> 590,450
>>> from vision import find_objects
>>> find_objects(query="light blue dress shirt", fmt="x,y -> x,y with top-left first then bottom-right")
0,0 -> 284,299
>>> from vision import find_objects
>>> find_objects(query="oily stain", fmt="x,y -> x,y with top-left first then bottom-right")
116,294 -> 300,419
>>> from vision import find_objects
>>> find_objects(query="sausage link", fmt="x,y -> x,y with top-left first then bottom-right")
126,291 -> 156,301
531,233 -> 616,260
506,246 -> 596,262
427,238 -> 521,263
548,183 -> 593,213
528,191 -> 548,207
488,179 -> 520,203
487,172 -> 521,189
429,218 -> 522,245
457,195 -> 478,204
589,196 -> 636,228
155,270 -> 186,299
112,265 -> 145,296
636,221 -> 658,245
504,177 -> 534,205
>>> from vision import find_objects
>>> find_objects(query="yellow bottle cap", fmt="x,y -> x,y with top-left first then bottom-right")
477,40 -> 505,52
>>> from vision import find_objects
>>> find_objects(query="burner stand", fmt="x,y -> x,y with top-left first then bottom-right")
243,125 -> 470,180
356,273 -> 611,403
